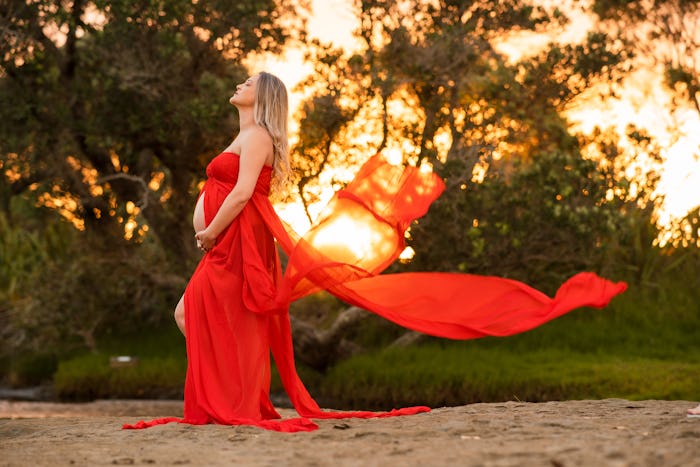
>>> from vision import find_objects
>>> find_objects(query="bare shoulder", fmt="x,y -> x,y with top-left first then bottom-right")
243,125 -> 273,149
240,125 -> 273,165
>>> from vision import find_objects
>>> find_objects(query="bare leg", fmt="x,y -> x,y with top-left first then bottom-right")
174,294 -> 186,336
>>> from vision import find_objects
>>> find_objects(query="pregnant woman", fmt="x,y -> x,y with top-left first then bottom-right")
125,71 -> 627,432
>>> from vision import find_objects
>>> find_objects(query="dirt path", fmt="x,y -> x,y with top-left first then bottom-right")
1,399 -> 699,466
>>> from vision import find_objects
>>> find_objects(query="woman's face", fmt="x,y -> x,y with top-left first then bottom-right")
229,74 -> 258,107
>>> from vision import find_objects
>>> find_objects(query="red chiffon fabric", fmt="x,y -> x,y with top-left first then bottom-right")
123,152 -> 627,432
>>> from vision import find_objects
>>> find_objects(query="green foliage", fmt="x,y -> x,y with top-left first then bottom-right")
291,41 -> 371,218
0,0 -> 308,359
2,0 -> 698,409
0,209 -> 76,356
44,324 -> 322,401
0,212 -> 69,301
9,249 -> 699,406
2,228 -> 183,357
0,0 -> 308,269
293,2 -> 639,292
0,352 -> 58,387
321,347 -> 700,410
54,353 -> 185,401
404,148 -> 638,292
47,325 -> 186,399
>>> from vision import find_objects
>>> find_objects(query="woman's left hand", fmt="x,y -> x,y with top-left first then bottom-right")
195,228 -> 217,252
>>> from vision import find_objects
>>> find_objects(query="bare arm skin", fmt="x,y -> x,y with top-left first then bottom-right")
195,128 -> 273,250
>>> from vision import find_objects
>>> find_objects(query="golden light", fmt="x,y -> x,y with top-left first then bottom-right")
4,169 -> 21,183
566,67 -> 700,229
310,214 -> 372,259
110,152 -> 121,171
399,246 -> 415,262
471,161 -> 489,183
305,211 -> 396,266
36,192 -> 85,231
419,159 -> 434,174
124,219 -> 138,240
433,127 -> 453,163
384,148 -> 403,165
18,0 -> 697,252
148,172 -> 165,191
125,201 -> 138,215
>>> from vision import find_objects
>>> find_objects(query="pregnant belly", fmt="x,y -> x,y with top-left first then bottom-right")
193,192 -> 206,232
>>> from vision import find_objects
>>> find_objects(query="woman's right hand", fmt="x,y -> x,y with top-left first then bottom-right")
195,228 -> 217,252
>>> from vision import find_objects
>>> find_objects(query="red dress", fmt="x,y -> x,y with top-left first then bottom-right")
124,152 -> 626,432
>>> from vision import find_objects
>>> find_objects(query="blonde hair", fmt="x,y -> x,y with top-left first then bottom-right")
254,71 -> 291,192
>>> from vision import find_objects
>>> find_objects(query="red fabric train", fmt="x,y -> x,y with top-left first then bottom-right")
123,152 -> 627,432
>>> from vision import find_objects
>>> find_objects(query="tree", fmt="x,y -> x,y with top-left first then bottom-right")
592,0 -> 700,116
0,0 -> 308,270
291,41 -> 369,222
405,127 -> 662,291
292,0 -> 631,285
281,0 -> 643,355
0,0 -> 309,356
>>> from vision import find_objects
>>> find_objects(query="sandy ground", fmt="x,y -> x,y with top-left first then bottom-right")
1,399 -> 699,466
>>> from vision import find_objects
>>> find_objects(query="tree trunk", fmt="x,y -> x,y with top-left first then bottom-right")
290,306 -> 427,371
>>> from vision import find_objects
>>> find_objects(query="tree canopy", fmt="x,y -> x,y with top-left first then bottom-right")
1,0 -> 697,357
0,0 -> 308,352
1,0 -> 308,264
289,0 -> 652,290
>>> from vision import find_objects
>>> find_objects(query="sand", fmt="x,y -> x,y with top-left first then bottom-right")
1,399 -> 699,466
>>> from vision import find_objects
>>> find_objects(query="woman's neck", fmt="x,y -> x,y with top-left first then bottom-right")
237,107 -> 255,129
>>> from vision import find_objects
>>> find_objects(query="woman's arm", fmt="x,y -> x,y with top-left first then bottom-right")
195,129 -> 272,250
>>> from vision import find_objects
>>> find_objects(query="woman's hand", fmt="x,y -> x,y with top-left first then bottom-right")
195,228 -> 217,252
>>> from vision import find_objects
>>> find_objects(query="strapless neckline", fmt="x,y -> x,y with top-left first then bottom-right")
220,151 -> 273,170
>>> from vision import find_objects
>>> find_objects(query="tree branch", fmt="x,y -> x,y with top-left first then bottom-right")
95,173 -> 150,210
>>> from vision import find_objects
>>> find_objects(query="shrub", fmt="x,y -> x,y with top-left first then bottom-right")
54,353 -> 186,401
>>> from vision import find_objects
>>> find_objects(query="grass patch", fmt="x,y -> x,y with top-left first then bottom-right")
52,325 -> 187,400
49,324 -> 326,401
320,345 -> 700,410
95,325 -> 187,360
1,353 -> 58,387
54,352 -> 186,401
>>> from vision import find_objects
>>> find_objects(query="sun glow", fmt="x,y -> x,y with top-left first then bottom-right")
566,67 -> 700,231
308,213 -> 389,261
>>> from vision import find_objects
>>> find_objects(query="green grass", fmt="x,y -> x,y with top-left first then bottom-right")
94,325 -> 187,359
51,325 -> 187,400
9,325 -> 188,400
320,345 -> 700,410
48,324 -> 325,401
53,352 -> 186,400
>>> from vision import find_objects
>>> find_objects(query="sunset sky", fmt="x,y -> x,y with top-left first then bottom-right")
250,0 -> 700,233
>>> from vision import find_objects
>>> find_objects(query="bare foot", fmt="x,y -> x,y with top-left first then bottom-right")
688,404 -> 700,418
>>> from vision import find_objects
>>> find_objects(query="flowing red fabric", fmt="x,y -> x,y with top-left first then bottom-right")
123,152 -> 627,432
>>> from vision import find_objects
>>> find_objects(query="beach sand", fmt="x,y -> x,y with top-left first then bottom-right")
1,399 -> 699,466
